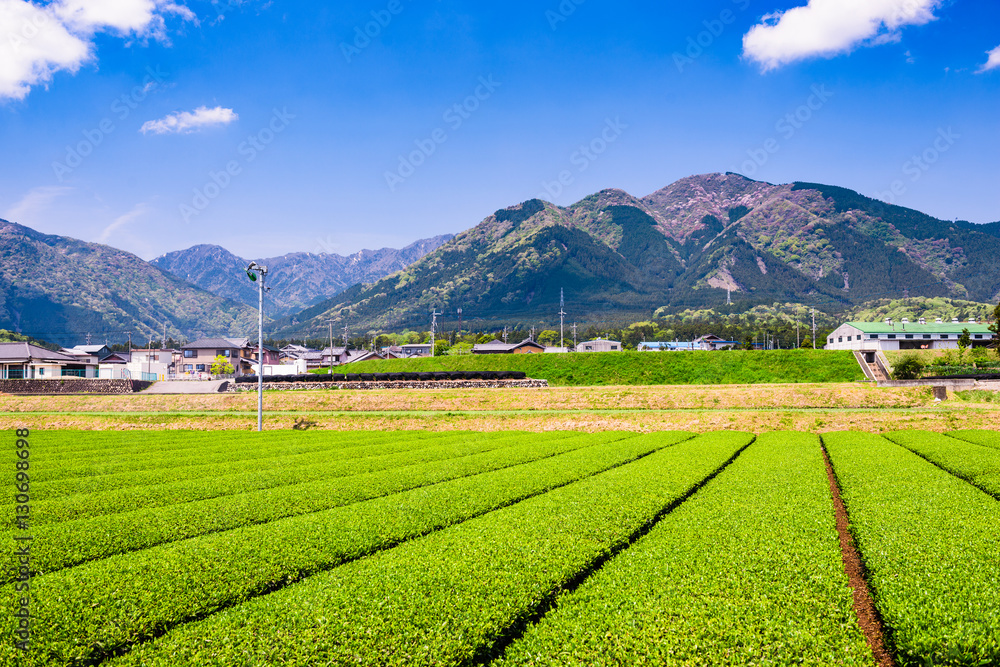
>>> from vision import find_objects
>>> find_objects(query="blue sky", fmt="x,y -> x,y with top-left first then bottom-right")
1,0 -> 998,260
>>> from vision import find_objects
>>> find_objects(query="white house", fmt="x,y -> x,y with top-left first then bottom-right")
825,318 -> 994,352
576,339 -> 622,352
0,342 -> 79,379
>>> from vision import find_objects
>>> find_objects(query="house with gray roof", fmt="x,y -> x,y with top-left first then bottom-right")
0,342 -> 79,379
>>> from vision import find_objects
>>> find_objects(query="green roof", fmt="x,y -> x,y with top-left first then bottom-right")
845,322 -> 994,334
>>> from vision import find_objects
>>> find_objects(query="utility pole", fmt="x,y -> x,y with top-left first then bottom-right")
559,288 -> 566,348
342,325 -> 349,348
126,331 -> 132,358
811,308 -> 817,350
530,326 -> 536,342
502,326 -> 509,343
327,320 -> 335,375
726,288 -> 731,306
571,323 -> 578,349
86,332 -> 92,346
430,310 -> 441,356
245,261 -> 268,432
162,322 -> 167,350
796,321 -> 800,349
457,307 -> 463,333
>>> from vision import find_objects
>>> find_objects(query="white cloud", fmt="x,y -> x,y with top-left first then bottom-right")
139,106 -> 238,135
98,202 -> 149,242
978,45 -> 1000,73
0,0 -> 194,101
743,0 -> 942,71
3,185 -> 73,223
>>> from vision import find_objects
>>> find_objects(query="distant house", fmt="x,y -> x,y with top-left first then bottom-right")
319,347 -> 351,367
826,318 -> 995,352
638,341 -> 700,351
399,343 -> 433,358
576,339 -> 622,352
693,335 -> 739,351
472,339 -> 546,354
543,346 -> 569,353
127,348 -> 177,381
0,342 -> 78,379
66,344 -> 113,361
180,338 -> 253,376
342,350 -> 387,364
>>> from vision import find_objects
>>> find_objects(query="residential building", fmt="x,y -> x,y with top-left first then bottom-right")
472,339 -> 546,354
638,341 -> 700,351
399,343 -> 433,358
126,348 -> 177,381
179,338 -> 252,377
576,338 -> 622,352
543,346 -> 569,353
693,335 -> 740,351
825,318 -> 995,352
0,342 -> 78,379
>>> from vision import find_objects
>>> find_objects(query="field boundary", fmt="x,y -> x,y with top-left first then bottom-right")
821,441 -> 896,667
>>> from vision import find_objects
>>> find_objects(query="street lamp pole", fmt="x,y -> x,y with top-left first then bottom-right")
246,261 -> 268,432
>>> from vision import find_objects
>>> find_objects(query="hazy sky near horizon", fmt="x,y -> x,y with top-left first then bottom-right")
1,0 -> 998,260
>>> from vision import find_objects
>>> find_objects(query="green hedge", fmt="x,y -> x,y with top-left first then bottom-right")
339,350 -> 864,385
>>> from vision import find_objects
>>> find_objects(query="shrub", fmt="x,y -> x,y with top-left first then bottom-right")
892,354 -> 925,380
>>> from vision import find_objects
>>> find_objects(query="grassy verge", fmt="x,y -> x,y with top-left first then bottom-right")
339,350 -> 865,385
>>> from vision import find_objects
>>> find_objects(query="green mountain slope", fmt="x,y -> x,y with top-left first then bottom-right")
0,220 -> 258,346
275,173 -> 1000,336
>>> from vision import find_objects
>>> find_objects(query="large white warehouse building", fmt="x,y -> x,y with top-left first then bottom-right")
825,318 -> 994,352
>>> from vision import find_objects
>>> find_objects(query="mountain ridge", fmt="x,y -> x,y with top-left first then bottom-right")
151,234 -> 454,316
272,173 -> 1000,337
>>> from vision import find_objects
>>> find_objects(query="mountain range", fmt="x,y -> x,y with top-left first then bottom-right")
0,219 -> 258,347
3,172 -> 998,345
151,235 -> 454,316
272,173 -> 1000,337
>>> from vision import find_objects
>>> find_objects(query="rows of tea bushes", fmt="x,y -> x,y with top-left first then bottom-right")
498,432 -> 874,666
886,430 -> 1000,498
13,431 -> 515,525
825,432 -> 1000,666
30,430 -> 450,486
947,429 -> 1000,450
2,432 -> 691,666
24,432 -> 470,499
104,432 -> 753,666
1,431 -> 603,582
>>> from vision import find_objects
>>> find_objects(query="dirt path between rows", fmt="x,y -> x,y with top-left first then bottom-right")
823,447 -> 896,667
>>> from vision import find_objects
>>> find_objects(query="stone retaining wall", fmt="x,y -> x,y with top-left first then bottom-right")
0,379 -> 153,395
228,379 -> 549,392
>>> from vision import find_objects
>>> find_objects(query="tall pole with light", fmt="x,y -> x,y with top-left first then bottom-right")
246,261 -> 268,432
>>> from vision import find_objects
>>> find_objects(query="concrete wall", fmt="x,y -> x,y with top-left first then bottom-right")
0,379 -> 153,394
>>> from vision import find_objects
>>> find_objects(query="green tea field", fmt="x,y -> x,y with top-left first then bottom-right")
5,429 -> 1000,666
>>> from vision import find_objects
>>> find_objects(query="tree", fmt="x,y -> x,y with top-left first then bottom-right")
891,354 -> 925,380
958,328 -> 971,364
434,339 -> 451,356
447,342 -> 473,355
537,330 -> 559,346
210,355 -> 235,376
742,336 -> 754,351
799,335 -> 813,349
